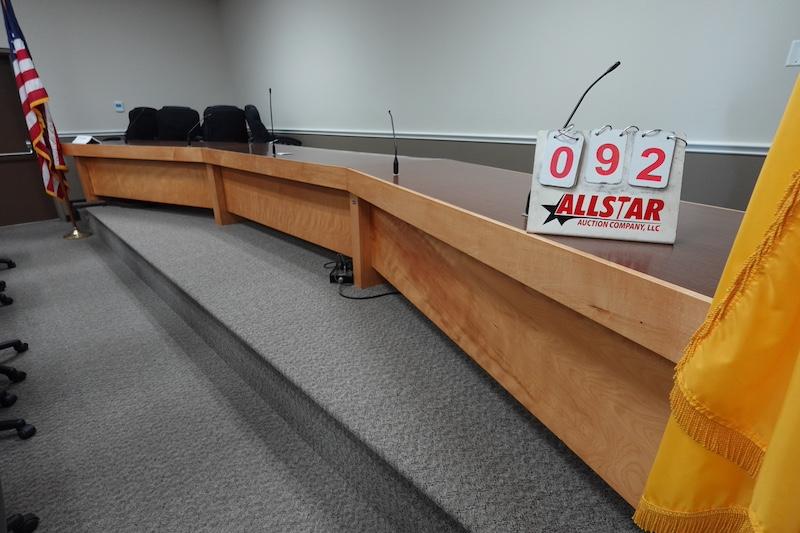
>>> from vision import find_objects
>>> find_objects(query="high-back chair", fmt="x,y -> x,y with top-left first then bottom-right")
156,106 -> 200,141
242,104 -> 302,146
202,106 -> 248,143
243,104 -> 273,143
124,107 -> 158,141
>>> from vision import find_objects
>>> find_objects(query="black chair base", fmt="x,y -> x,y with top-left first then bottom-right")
0,366 -> 27,383
0,341 -> 27,356
0,419 -> 35,439
0,293 -> 12,306
0,390 -> 16,408
0,281 -> 5,292
7,512 -> 39,532
0,346 -> 28,408
0,259 -> 15,270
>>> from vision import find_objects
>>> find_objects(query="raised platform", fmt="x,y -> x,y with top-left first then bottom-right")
88,203 -> 639,532
65,141 -> 743,503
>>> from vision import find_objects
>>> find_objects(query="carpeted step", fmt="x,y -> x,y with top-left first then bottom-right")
0,218 -> 397,532
87,204 -> 639,532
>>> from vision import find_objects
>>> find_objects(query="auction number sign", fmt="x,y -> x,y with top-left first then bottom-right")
526,127 -> 686,244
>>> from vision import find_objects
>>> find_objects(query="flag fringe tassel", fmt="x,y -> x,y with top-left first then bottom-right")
664,170 -> 800,476
633,497 -> 754,533
669,385 -> 764,476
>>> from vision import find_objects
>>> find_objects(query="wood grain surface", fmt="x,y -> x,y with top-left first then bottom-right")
349,195 -> 384,288
350,172 -> 709,363
222,168 -> 352,255
86,158 -> 211,208
370,207 -> 673,505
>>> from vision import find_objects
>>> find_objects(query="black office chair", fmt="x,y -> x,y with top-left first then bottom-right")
125,107 -> 158,141
156,106 -> 201,141
0,259 -> 13,307
0,260 -> 38,531
0,340 -> 27,410
244,104 -> 273,143
243,104 -> 302,146
0,258 -> 36,439
0,339 -> 35,439
202,106 -> 248,143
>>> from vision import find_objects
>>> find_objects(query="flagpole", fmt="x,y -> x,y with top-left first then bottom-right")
58,174 -> 91,240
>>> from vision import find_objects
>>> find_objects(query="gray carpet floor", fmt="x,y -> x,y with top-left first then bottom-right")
0,219 -> 395,532
85,204 -> 640,532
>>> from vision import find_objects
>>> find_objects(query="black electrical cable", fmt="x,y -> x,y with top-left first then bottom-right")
337,282 -> 399,300
323,258 -> 399,300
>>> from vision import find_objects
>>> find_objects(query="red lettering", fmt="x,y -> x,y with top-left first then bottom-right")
586,195 -> 600,217
636,148 -> 666,182
644,199 -> 665,221
550,146 -> 574,179
574,194 -> 587,216
625,198 -> 644,220
556,194 -> 574,215
595,143 -> 620,176
600,196 -> 615,218
616,196 -> 631,218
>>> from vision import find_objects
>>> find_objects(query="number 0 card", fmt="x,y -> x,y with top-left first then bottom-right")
526,128 -> 686,244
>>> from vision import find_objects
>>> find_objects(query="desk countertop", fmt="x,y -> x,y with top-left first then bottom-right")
75,140 -> 744,298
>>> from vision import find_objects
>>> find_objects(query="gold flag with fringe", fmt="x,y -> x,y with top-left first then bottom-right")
633,76 -> 800,532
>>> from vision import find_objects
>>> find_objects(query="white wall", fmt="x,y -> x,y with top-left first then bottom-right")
219,0 -> 799,150
10,0 -> 235,134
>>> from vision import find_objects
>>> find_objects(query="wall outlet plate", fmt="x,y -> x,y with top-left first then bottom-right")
786,40 -> 800,67
113,101 -> 125,113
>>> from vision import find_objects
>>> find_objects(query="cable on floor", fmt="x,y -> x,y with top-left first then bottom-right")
337,282 -> 399,300
323,257 -> 399,300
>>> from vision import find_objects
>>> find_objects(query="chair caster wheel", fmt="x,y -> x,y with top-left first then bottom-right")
7,512 -> 39,532
13,342 -> 28,354
0,294 -> 12,306
8,369 -> 26,382
5,261 -> 15,269
17,424 -> 35,440
0,391 -> 17,407
0,281 -> 5,291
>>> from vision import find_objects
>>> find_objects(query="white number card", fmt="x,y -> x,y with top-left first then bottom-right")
584,127 -> 627,184
537,130 -> 585,188
527,127 -> 686,244
628,130 -> 676,189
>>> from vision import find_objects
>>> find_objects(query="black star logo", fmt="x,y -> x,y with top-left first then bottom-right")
542,195 -> 576,226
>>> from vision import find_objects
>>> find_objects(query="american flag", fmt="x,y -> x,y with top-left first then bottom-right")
2,0 -> 67,199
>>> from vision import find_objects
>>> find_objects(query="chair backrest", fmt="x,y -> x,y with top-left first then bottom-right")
243,104 -> 273,143
156,106 -> 200,141
202,105 -> 248,143
125,107 -> 158,141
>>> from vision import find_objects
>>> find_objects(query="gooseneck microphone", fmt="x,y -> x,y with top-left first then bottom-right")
524,60 -> 621,216
269,88 -> 276,157
186,112 -> 211,146
388,109 -> 399,176
561,61 -> 621,129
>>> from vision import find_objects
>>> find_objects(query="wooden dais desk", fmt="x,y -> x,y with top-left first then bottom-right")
65,141 -> 742,506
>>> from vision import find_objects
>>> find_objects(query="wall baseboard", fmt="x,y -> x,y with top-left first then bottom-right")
59,128 -> 769,157
275,128 -> 769,157
61,130 -> 126,138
